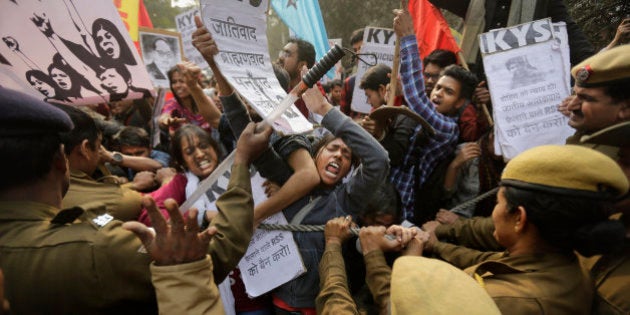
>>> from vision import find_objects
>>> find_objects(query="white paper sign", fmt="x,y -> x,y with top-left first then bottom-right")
480,19 -> 574,159
200,0 -> 312,135
351,27 -> 397,114
175,8 -> 209,69
196,151 -> 306,297
0,0 -> 154,105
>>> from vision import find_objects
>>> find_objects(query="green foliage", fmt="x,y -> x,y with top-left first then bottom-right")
144,0 -> 189,31
566,0 -> 630,49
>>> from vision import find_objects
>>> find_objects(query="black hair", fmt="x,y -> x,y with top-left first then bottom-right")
604,77 -> 630,103
423,49 -> 457,68
288,37 -> 316,68
363,181 -> 402,222
0,134 -> 61,191
329,79 -> 343,89
51,103 -> 100,154
359,63 -> 391,91
170,124 -> 220,172
92,18 -> 137,66
350,28 -> 364,45
273,63 -> 290,92
167,66 -> 199,114
26,69 -> 63,100
441,65 -> 478,101
115,126 -> 150,148
503,186 -> 625,256
311,134 -> 359,168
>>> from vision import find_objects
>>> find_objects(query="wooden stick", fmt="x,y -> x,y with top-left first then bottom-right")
458,51 -> 493,126
387,0 -> 406,107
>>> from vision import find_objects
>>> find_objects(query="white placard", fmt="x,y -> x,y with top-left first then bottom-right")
195,153 -> 306,297
0,0 -> 154,104
175,8 -> 209,69
199,0 -> 312,135
480,18 -> 573,159
351,27 -> 397,114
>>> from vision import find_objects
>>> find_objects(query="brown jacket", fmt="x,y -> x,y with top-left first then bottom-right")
0,164 -> 253,313
580,245 -> 630,314
151,256 -> 225,314
434,216 -> 503,251
434,242 -> 594,314
63,169 -> 143,221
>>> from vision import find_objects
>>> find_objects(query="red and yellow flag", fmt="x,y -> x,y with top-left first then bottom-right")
113,0 -> 153,53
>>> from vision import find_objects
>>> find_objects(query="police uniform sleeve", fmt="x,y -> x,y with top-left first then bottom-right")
208,163 -> 254,283
88,214 -> 156,309
364,250 -> 392,314
434,217 -> 503,251
151,255 -> 225,314
433,241 -> 502,270
316,242 -> 360,315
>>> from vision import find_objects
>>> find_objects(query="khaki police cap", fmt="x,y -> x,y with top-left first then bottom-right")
0,87 -> 73,135
501,145 -> 628,198
390,256 -> 501,315
580,121 -> 630,147
571,45 -> 630,87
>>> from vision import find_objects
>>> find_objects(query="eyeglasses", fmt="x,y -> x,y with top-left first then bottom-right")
278,50 -> 294,58
423,72 -> 440,80
155,50 -> 174,58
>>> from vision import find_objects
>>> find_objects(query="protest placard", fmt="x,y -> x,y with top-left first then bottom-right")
0,0 -> 154,104
187,151 -> 305,298
351,27 -> 397,114
480,18 -> 574,159
200,0 -> 312,135
138,28 -> 184,89
175,8 -> 209,70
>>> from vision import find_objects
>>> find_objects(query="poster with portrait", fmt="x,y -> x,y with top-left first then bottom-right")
0,0 -> 154,105
200,0 -> 313,135
138,28 -> 184,89
351,26 -> 396,114
480,18 -> 574,159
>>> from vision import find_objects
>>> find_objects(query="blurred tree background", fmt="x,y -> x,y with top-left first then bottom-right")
145,0 -> 629,65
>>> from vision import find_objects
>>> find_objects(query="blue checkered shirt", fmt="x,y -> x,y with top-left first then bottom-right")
390,35 -> 459,222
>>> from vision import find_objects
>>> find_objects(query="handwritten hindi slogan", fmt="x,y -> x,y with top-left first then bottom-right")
480,18 -> 574,159
200,149 -> 305,297
352,27 -> 397,114
0,0 -> 154,105
200,0 -> 312,135
175,8 -> 208,69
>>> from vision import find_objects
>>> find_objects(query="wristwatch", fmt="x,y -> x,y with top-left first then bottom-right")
111,151 -> 124,165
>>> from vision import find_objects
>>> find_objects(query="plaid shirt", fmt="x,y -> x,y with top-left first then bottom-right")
390,35 -> 458,222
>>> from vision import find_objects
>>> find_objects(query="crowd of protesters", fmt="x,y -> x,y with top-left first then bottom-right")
1,4 -> 630,315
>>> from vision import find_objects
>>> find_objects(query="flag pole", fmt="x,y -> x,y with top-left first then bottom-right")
387,0 -> 406,107
458,51 -> 493,126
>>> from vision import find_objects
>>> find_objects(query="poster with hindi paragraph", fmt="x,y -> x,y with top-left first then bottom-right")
199,0 -> 312,135
480,18 -> 574,159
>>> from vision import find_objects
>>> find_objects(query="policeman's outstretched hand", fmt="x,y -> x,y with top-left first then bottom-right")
123,196 -> 216,266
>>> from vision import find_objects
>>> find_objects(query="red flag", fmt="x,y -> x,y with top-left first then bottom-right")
407,0 -> 460,60
138,0 -> 153,29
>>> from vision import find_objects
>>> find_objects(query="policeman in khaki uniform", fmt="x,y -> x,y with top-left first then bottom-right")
421,145 -> 628,314
579,121 -> 630,315
0,87 -> 268,314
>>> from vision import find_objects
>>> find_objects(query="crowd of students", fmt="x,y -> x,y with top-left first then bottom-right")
0,5 -> 629,315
